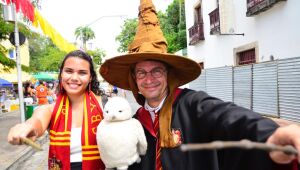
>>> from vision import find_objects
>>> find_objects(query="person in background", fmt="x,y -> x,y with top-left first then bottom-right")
0,89 -> 6,110
45,82 -> 56,104
24,81 -> 35,104
35,80 -> 48,105
99,0 -> 300,170
112,85 -> 118,96
8,50 -> 105,170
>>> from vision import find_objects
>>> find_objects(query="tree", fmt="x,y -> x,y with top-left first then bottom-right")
74,26 -> 95,50
28,32 -> 66,72
115,18 -> 138,53
162,0 -> 187,53
115,0 -> 186,54
87,48 -> 106,65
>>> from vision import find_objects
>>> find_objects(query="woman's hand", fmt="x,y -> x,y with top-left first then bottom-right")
267,124 -> 300,164
7,122 -> 38,145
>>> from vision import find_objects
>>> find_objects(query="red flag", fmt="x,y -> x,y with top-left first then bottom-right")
5,0 -> 35,22
0,0 -> 6,5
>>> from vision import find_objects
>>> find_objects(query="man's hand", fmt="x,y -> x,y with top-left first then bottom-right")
267,124 -> 300,164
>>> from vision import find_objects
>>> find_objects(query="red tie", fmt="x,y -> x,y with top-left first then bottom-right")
154,112 -> 162,170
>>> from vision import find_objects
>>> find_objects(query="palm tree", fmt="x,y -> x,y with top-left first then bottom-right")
74,26 -> 95,50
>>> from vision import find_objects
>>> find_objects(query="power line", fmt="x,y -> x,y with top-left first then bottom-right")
86,15 -> 127,27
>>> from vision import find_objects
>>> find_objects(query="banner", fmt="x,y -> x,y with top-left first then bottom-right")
0,0 -> 6,5
3,0 -> 76,53
33,9 -> 77,53
5,0 -> 34,22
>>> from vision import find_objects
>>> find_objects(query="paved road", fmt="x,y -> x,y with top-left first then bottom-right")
16,139 -> 49,170
0,110 -> 31,170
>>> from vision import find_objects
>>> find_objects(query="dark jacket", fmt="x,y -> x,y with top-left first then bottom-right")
129,88 -> 295,170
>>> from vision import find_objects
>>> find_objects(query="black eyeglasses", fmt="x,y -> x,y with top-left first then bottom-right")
135,67 -> 166,79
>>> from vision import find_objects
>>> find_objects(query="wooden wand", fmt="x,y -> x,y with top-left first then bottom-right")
21,137 -> 43,151
180,139 -> 298,155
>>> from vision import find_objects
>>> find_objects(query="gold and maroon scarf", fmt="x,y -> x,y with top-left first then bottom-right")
48,91 -> 105,170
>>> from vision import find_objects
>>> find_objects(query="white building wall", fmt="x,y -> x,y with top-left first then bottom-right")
185,0 -> 300,68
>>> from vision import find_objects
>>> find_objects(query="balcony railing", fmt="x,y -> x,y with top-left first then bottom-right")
209,8 -> 220,35
188,22 -> 205,45
246,0 -> 287,16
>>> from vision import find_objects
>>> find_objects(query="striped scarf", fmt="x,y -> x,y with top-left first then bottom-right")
48,91 -> 105,170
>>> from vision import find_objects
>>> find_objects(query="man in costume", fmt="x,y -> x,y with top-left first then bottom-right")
35,80 -> 49,105
99,0 -> 300,170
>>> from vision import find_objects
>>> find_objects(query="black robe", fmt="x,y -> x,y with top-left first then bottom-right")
129,88 -> 296,170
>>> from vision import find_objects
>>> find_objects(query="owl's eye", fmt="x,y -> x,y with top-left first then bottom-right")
118,110 -> 122,113
106,110 -> 109,113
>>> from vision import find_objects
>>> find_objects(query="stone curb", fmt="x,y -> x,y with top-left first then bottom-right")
5,133 -> 49,170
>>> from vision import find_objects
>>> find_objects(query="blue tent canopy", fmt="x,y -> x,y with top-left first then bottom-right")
0,78 -> 13,88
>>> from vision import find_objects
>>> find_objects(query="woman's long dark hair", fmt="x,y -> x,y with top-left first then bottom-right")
57,50 -> 101,95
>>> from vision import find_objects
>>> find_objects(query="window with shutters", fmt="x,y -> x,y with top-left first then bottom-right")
234,42 -> 259,66
238,49 -> 256,65
208,0 -> 220,35
188,2 -> 205,45
246,0 -> 287,16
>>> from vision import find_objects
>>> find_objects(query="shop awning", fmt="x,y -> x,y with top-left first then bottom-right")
0,78 -> 13,88
1,72 -> 33,83
32,72 -> 57,81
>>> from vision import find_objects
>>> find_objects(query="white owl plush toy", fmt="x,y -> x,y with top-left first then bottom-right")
96,96 -> 147,170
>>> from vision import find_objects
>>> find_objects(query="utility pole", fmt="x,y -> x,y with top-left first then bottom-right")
13,4 -> 26,122
3,4 -> 26,122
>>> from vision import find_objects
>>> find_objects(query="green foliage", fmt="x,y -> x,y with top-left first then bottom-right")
87,48 -> 106,65
28,33 -> 66,72
163,0 -> 187,53
115,0 -> 186,54
0,46 -> 15,72
115,18 -> 138,53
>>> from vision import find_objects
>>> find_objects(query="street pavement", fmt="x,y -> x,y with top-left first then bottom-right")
0,110 -> 48,170
2,90 -> 297,169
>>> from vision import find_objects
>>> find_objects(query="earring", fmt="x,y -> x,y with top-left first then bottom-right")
89,83 -> 91,94
60,82 -> 64,93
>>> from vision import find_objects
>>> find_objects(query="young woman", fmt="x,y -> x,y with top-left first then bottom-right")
8,50 -> 105,170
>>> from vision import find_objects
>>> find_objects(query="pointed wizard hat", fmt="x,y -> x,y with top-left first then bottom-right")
100,0 -> 201,148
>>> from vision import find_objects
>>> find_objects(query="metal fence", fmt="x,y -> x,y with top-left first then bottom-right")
189,56 -> 300,122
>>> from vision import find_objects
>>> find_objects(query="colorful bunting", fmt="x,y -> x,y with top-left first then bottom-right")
33,9 -> 77,53
5,0 -> 34,22
4,0 -> 77,53
0,0 -> 6,5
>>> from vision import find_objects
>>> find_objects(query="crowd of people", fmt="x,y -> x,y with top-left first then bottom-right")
23,80 -> 57,105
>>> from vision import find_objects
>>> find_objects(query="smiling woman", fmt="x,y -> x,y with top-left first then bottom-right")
8,50 -> 106,170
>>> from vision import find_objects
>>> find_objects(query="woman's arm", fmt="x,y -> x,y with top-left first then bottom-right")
7,103 -> 54,145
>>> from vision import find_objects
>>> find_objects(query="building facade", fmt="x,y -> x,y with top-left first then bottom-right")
0,39 -> 32,83
185,0 -> 300,69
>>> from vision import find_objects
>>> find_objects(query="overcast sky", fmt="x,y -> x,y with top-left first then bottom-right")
40,0 -> 172,57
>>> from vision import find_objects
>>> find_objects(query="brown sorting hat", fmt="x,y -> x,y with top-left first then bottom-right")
100,0 -> 201,148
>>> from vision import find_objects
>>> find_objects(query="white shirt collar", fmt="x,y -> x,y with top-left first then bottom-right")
144,96 -> 167,122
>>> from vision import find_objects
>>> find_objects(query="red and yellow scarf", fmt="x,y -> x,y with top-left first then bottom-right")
48,92 -> 105,170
